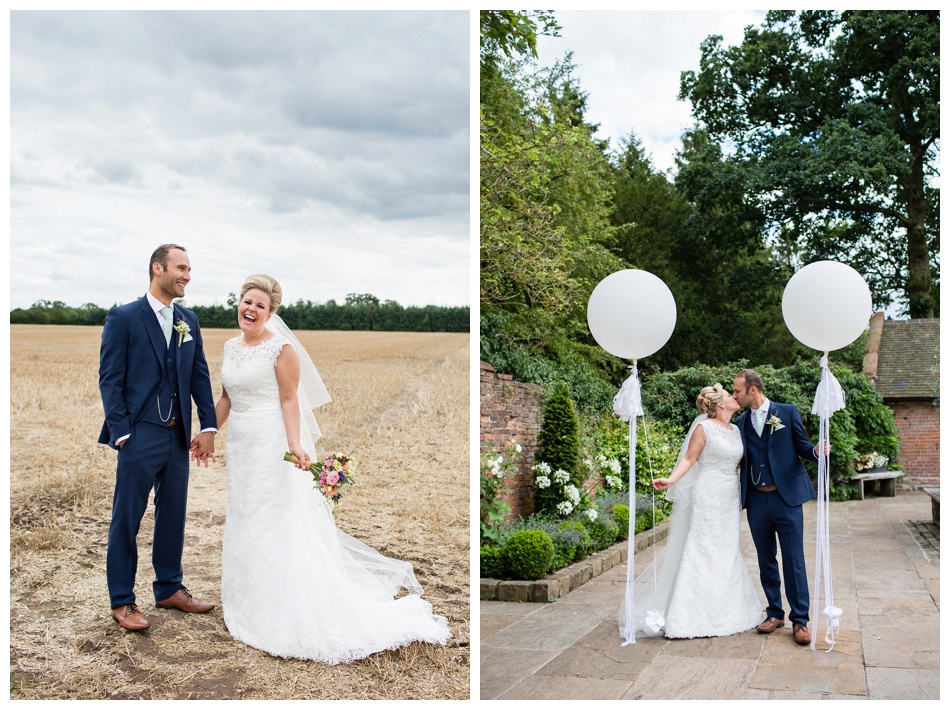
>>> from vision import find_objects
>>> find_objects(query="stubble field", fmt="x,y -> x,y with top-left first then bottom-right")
9,324 -> 471,700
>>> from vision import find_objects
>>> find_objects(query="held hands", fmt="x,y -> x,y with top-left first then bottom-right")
653,478 -> 672,491
814,441 -> 831,458
190,431 -> 217,467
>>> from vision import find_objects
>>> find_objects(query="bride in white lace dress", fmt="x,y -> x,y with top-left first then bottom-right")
621,384 -> 762,639
215,274 -> 450,663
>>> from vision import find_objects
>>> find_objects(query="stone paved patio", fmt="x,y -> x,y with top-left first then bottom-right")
480,491 -> 939,700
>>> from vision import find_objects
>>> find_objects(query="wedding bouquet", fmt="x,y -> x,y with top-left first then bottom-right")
284,451 -> 356,507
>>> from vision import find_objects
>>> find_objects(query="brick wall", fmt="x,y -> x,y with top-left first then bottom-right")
889,400 -> 940,488
480,361 -> 543,519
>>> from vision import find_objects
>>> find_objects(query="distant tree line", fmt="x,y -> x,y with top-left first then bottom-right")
10,301 -> 109,325
10,293 -> 470,333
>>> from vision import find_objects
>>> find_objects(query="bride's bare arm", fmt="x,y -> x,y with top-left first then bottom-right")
653,425 -> 706,490
275,343 -> 310,470
215,386 -> 231,429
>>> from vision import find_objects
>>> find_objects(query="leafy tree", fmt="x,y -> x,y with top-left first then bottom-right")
480,43 -> 625,408
680,10 -> 940,317
481,54 -> 614,319
670,127 -> 805,367
480,10 -> 560,63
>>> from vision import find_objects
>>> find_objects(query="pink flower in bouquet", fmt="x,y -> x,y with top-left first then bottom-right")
283,450 -> 355,508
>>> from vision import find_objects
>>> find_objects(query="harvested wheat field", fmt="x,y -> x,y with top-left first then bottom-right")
9,324 -> 471,700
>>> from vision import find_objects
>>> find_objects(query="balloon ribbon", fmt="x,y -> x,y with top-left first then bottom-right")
614,362 -> 643,645
811,354 -> 845,651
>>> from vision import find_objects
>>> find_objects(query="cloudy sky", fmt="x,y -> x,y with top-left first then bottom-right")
535,10 -> 767,174
9,11 -> 470,310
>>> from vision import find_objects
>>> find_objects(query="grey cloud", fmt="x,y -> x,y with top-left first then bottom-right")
9,10 -> 470,309
78,158 -> 145,187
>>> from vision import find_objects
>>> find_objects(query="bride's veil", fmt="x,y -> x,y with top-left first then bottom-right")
265,312 -> 331,443
619,413 -> 706,638
266,312 -> 426,597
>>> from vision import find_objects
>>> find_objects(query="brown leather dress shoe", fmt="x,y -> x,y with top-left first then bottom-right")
793,622 -> 811,645
112,603 -> 150,631
756,616 -> 786,633
156,586 -> 215,613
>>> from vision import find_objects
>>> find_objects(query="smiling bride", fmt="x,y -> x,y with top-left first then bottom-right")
213,274 -> 450,663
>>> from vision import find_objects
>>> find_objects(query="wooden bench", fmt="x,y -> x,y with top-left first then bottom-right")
923,487 -> 939,527
848,470 -> 901,500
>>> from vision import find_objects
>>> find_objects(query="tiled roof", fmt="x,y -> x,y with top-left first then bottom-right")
873,318 -> 939,400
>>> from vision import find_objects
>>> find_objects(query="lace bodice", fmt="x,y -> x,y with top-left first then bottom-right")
696,419 -> 743,476
220,335 -> 290,413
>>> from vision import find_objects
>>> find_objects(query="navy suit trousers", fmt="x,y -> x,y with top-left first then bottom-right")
746,487 -> 809,625
106,421 -> 189,607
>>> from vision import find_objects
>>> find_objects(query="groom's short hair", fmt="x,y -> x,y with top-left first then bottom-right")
149,244 -> 187,281
737,368 -> 764,393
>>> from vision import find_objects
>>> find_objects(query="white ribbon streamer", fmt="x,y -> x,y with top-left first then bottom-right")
613,365 -> 644,422
618,364 -> 642,646
810,354 -> 845,651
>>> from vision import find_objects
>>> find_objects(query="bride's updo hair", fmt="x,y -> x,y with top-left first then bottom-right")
696,384 -> 727,418
241,274 -> 282,314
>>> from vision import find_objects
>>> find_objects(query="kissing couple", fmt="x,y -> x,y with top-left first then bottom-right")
621,373 -> 828,646
98,244 -> 450,663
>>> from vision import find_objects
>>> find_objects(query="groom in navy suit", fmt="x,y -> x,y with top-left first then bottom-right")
734,368 -> 824,646
99,244 -> 218,630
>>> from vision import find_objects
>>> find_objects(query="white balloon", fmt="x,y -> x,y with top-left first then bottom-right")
587,270 -> 677,359
782,261 -> 872,351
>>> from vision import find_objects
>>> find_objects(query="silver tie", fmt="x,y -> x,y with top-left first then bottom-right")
753,409 -> 764,436
161,306 -> 173,347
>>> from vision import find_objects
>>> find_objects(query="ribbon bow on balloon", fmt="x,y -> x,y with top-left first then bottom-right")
613,364 -> 644,423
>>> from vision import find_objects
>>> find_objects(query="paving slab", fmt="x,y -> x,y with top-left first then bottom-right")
622,655 -> 758,699
480,647 -> 559,700
500,674 -> 632,700
860,614 -> 940,669
855,593 -> 938,617
557,566 -> 626,606
659,629 -> 766,660
853,560 -> 926,591
750,629 -> 868,696
865,667 -> 941,700
534,644 -> 648,683
483,601 -> 615,652
743,688 -> 850,699
536,619 -> 665,681
481,612 -> 520,638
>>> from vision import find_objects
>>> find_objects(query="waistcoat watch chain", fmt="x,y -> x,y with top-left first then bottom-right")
156,393 -> 174,423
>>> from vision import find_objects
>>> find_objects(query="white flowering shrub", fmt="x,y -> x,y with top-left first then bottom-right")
533,459 -> 596,519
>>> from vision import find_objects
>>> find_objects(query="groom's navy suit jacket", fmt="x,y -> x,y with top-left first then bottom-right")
98,295 -> 216,448
737,401 -> 817,509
